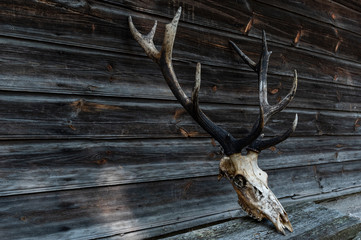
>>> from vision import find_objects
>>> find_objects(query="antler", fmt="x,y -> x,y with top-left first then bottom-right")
229,31 -> 298,152
129,8 -> 299,235
128,7 -> 297,155
129,7 -> 265,155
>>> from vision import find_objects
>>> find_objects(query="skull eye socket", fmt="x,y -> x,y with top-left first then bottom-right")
234,174 -> 247,188
254,187 -> 264,199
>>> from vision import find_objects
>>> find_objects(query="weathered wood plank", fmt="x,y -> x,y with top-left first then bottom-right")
0,136 -> 361,196
160,202 -> 361,240
100,2 -> 361,88
0,177 -> 238,240
0,139 -> 219,196
2,0 -> 361,90
246,1 -> 361,64
0,93 -> 360,139
114,0 -> 361,63
1,38 -> 361,113
319,192 -> 361,220
332,0 -> 361,13
316,161 -> 361,193
0,169 -> 360,240
257,0 -> 361,35
0,1 -> 359,240
0,170 -> 359,240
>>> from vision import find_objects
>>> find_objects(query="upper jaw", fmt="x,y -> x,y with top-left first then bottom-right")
258,197 -> 293,235
219,154 -> 293,235
232,180 -> 293,235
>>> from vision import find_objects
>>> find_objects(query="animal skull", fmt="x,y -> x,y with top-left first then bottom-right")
129,6 -> 298,234
219,151 -> 293,234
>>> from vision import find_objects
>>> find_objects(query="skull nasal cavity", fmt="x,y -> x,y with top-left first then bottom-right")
255,187 -> 264,199
234,174 -> 247,188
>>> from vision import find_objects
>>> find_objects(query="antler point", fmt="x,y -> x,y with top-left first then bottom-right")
293,69 -> 298,78
292,114 -> 298,130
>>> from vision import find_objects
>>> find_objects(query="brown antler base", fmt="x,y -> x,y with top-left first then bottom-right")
219,151 -> 293,235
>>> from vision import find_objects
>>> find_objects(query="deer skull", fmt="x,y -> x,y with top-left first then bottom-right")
129,6 -> 298,235
219,151 -> 293,234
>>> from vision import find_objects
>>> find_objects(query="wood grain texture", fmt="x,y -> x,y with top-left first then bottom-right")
0,177 -> 238,240
0,170 -> 360,240
319,192 -> 361,219
1,0 -> 361,90
1,39 -> 361,113
0,136 -> 360,197
332,0 -> 361,13
115,0 -> 361,63
0,0 -> 360,239
257,0 -> 361,35
0,93 -> 360,140
161,202 -> 361,240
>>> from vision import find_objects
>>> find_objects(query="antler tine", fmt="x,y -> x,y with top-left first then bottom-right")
129,7 -> 242,155
268,69 -> 298,118
229,40 -> 257,71
259,31 -> 298,122
129,16 -> 160,62
259,30 -> 272,114
192,62 -> 201,110
253,32 -> 298,152
130,7 -> 190,107
226,32 -> 272,152
161,7 -> 182,65
247,114 -> 298,152
229,31 -> 298,152
230,31 -> 298,123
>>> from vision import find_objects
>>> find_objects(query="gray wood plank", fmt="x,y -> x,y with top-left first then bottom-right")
0,174 -> 359,240
257,0 -> 361,35
0,93 -> 360,140
160,202 -> 361,240
332,0 -> 361,13
1,38 -> 361,113
114,0 -> 361,63
2,0 -> 361,90
0,177 -> 239,240
1,37 -> 361,114
1,136 -> 361,196
0,1 -> 359,240
319,192 -> 361,220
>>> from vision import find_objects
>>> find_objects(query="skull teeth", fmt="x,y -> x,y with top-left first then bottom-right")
238,200 -> 262,221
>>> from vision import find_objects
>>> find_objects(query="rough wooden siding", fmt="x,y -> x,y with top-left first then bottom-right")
0,0 -> 361,239
162,202 -> 361,240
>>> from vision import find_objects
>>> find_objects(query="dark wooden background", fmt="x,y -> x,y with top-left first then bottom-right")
0,0 -> 361,239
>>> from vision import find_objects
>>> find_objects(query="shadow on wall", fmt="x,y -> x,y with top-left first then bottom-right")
0,138 -> 240,239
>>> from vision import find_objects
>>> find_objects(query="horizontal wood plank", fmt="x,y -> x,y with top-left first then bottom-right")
0,136 -> 361,196
114,0 -> 361,63
161,202 -> 361,240
319,192 -> 361,220
0,1 -> 360,239
0,93 -> 359,139
332,0 -> 361,12
257,0 -> 361,35
1,39 -> 361,113
1,0 -> 361,91
0,162 -> 360,239
0,177 -> 239,240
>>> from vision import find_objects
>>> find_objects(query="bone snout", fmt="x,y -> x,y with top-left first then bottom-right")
219,152 -> 293,234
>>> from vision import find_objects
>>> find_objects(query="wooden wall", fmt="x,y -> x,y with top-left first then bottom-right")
1,0 -> 361,239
